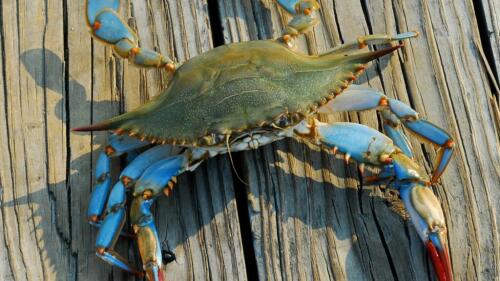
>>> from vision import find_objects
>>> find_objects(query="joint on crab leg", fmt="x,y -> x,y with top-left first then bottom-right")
119,145 -> 173,188
385,97 -> 454,183
85,0 -> 176,71
403,119 -> 454,183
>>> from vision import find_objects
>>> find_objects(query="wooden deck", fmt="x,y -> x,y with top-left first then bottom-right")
0,0 -> 499,280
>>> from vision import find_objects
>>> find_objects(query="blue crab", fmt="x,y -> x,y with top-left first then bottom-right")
74,1 -> 455,280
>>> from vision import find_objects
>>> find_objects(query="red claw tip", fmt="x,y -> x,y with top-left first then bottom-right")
426,241 -> 453,281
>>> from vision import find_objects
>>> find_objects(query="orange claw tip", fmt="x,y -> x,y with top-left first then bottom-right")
357,39 -> 367,49
114,129 -> 125,135
163,187 -> 172,197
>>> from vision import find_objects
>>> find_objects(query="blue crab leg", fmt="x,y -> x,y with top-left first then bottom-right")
95,182 -> 140,274
318,86 -> 454,183
96,145 -> 170,273
85,0 -> 176,71
95,150 -> 196,280
293,120 -> 397,167
132,155 -> 187,197
87,134 -> 149,223
87,152 -> 112,224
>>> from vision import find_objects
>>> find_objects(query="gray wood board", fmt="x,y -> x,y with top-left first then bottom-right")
0,0 -> 499,281
217,0 -> 500,280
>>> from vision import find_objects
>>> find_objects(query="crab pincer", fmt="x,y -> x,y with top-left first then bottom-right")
292,120 -> 453,281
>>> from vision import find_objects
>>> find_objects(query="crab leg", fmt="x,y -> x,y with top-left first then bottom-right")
94,147 -> 207,280
85,0 -> 176,71
291,120 -> 453,281
293,120 -> 397,166
129,155 -> 195,281
318,86 -> 454,183
87,134 -> 148,224
276,0 -> 320,46
92,145 -> 172,272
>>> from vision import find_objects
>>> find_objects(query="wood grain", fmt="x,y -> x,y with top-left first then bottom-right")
0,0 -> 498,280
217,0 -> 500,280
1,1 -> 246,280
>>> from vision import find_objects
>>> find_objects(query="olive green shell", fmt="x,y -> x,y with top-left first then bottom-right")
81,40 -> 398,145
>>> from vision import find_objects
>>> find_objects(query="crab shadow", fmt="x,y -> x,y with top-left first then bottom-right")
20,48 -> 116,123
2,48 -> 431,280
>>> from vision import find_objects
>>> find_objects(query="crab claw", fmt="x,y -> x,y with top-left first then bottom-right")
399,183 -> 453,281
130,197 -> 165,281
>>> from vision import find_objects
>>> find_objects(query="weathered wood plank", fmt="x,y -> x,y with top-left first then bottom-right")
0,0 -> 74,280
0,0 -> 247,280
217,0 -> 499,280
1,0 -> 499,280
